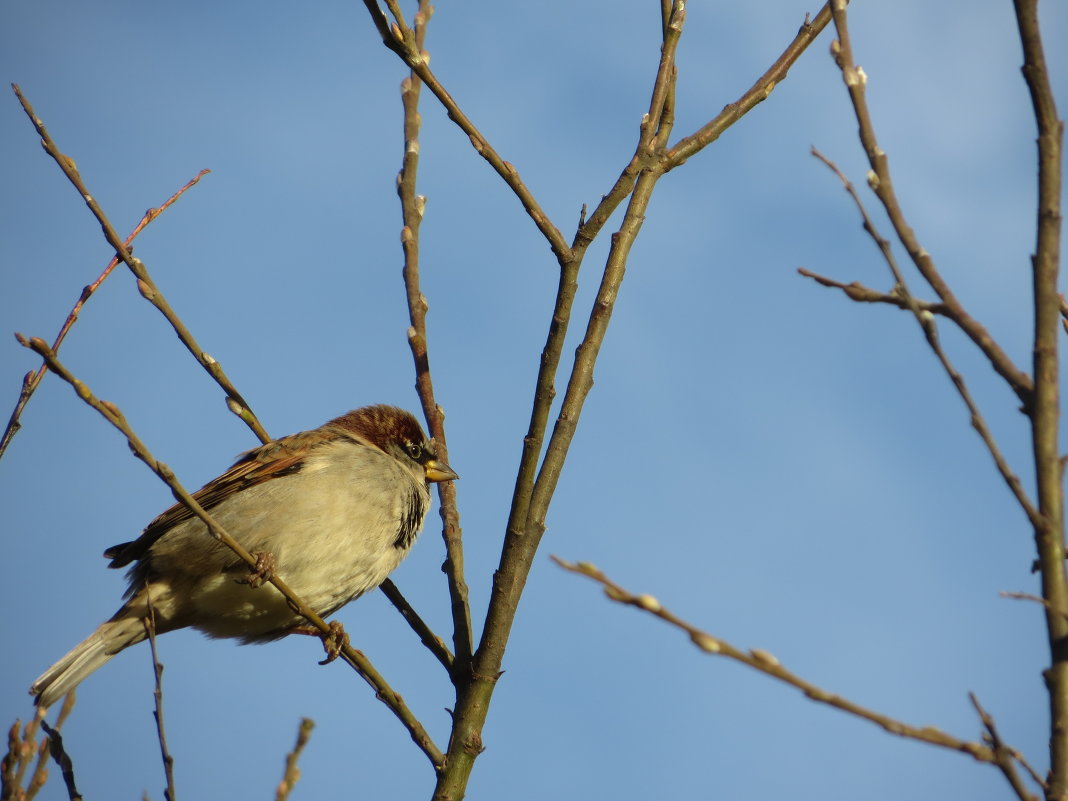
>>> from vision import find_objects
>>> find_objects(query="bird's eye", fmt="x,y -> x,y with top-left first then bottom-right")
405,441 -> 424,461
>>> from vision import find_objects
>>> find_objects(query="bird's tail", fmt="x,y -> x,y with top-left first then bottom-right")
30,615 -> 149,708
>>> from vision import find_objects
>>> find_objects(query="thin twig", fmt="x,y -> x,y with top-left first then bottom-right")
823,13 -> 1033,409
143,603 -> 177,801
797,267 -> 949,314
39,724 -> 81,801
360,1 -> 571,263
0,169 -> 209,462
274,718 -> 314,801
15,336 -> 444,770
555,556 -> 998,765
10,84 -> 270,445
969,693 -> 1042,801
392,0 -> 472,676
379,579 -> 454,672
807,147 -> 1041,530
1001,590 -> 1068,622
2,697 -> 74,801
665,3 -> 836,169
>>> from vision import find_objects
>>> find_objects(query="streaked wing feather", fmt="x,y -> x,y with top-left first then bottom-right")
103,428 -> 338,567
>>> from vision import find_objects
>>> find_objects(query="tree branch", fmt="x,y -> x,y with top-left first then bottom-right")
823,10 -> 1034,410
1010,3 -> 1068,798
11,84 -> 271,446
556,557 -> 1001,765
391,0 -> 473,676
0,168 -> 209,462
806,148 -> 1041,530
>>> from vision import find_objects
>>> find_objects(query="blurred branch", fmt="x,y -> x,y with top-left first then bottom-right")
970,693 -> 1043,801
14,336 -> 444,770
0,169 -> 209,462
39,723 -> 80,801
1,697 -> 73,801
274,718 -> 314,801
805,147 -> 1041,530
11,84 -> 270,446
391,0 -> 473,676
555,557 -> 1002,765
143,608 -> 176,801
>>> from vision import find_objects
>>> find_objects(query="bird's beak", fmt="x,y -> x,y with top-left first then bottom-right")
425,459 -> 458,483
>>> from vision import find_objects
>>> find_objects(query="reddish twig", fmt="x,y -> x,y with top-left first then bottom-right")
10,84 -> 270,445
0,169 -> 209,461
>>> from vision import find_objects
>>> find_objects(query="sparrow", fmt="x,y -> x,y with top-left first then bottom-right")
30,404 -> 457,708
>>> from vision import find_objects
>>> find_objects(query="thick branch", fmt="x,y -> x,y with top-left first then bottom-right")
1011,3 -> 1068,799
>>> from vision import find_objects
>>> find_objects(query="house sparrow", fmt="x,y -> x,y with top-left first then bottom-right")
30,404 -> 457,708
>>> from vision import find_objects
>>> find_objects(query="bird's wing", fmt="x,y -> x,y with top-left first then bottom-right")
103,427 -> 344,568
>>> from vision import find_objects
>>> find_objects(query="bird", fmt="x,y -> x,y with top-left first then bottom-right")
30,404 -> 457,708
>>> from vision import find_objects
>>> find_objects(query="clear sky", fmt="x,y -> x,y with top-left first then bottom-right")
2,1 -> 1066,799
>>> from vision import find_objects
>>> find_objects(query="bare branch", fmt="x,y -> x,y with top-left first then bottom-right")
143,606 -> 176,801
39,723 -> 81,801
10,84 -> 271,446
392,0 -> 472,673
797,267 -> 948,314
0,169 -> 209,462
556,556 -> 999,765
807,147 -> 1041,529
360,1 -> 572,263
274,718 -> 314,801
665,3 -> 835,169
379,579 -> 454,673
823,12 -> 1033,409
969,693 -> 1043,801
1010,1 -> 1068,794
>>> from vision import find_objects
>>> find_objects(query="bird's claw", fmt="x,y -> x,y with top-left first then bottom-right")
318,620 -> 349,665
239,551 -> 276,588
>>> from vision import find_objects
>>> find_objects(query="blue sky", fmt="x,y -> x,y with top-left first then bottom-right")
2,1 -> 1066,799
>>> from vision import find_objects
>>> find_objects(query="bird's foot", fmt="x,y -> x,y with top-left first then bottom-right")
287,620 -> 351,664
238,551 -> 276,588
318,620 -> 350,665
